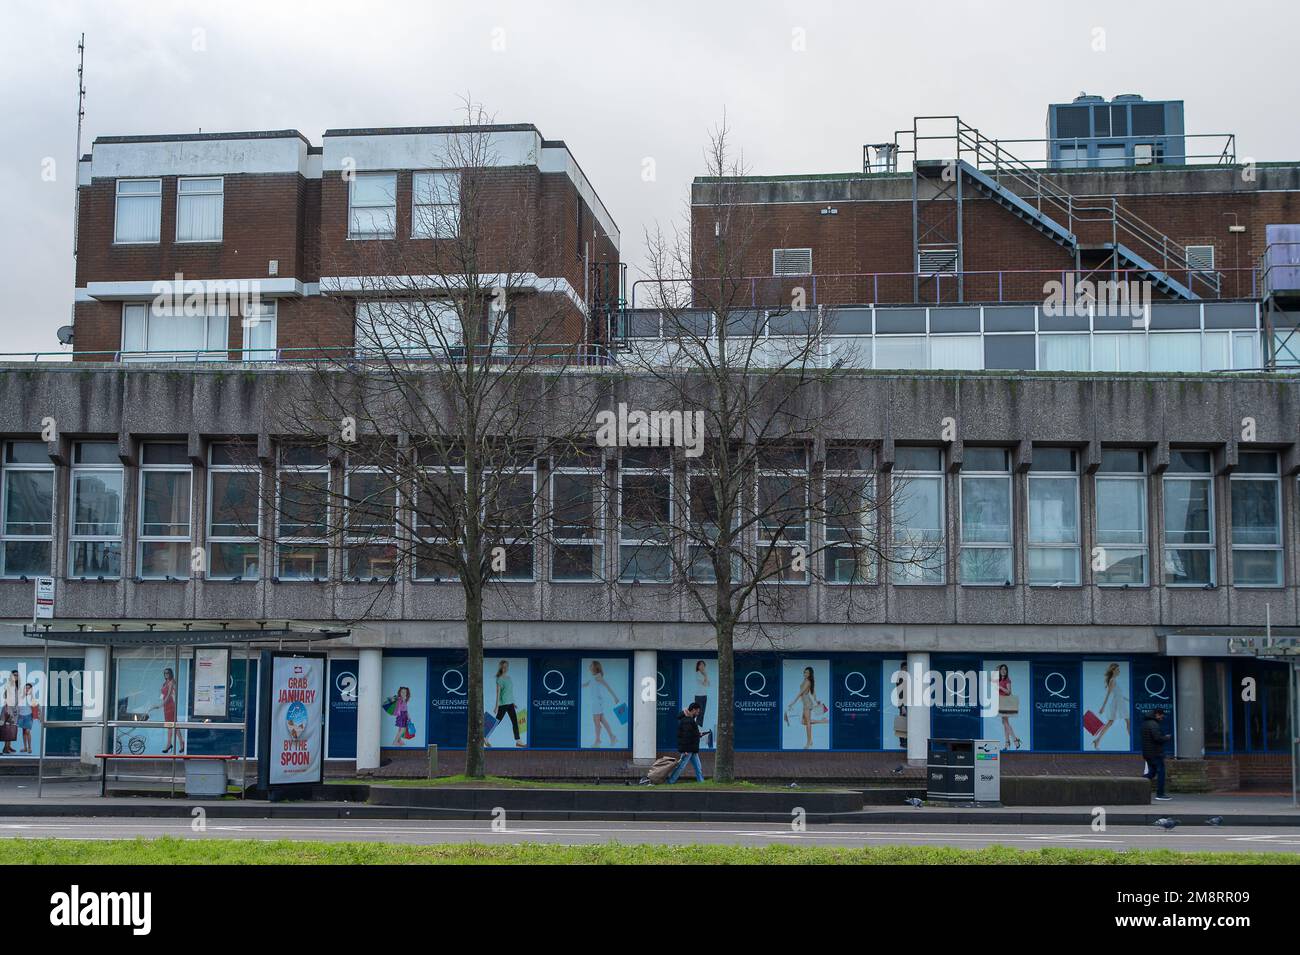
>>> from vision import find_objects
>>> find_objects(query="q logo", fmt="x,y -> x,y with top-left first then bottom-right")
335,671 -> 357,703
1043,671 -> 1069,699
656,670 -> 668,698
441,669 -> 467,697
1144,672 -> 1169,700
743,671 -> 769,698
542,669 -> 567,696
843,671 -> 869,699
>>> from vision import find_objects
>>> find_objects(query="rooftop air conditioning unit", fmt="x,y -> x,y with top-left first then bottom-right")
1133,143 -> 1155,165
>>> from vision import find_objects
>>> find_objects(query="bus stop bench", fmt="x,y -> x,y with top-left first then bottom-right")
94,754 -> 238,798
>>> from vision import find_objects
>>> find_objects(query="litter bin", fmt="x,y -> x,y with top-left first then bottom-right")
926,738 -> 975,802
185,760 -> 227,798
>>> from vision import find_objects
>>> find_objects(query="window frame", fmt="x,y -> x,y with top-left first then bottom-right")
410,171 -> 461,239
113,178 -> 162,245
413,450 -> 465,583
275,445 -> 332,582
958,449 -> 1014,586
617,451 -> 673,583
0,442 -> 54,579
823,445 -> 877,585
1027,448 -> 1081,586
175,176 -> 224,243
1093,452 -> 1149,587
121,301 -> 229,362
347,171 -> 398,240
1230,453 -> 1283,588
343,451 -> 400,582
206,444 -> 262,581
485,463 -> 537,583
890,448 -> 946,585
549,452 -> 605,583
68,442 -> 125,580
1162,451 -> 1217,588
241,300 -> 277,362
755,446 -> 810,585
136,443 -> 194,581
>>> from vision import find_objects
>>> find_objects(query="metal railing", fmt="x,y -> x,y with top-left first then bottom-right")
0,343 -> 620,367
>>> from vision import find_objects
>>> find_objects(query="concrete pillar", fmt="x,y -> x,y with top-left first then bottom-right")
1175,656 -> 1204,759
355,649 -> 382,772
906,652 -> 931,764
80,647 -> 108,765
632,650 -> 657,765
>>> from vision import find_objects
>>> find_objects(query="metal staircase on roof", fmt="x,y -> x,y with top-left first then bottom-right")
901,117 -> 1221,301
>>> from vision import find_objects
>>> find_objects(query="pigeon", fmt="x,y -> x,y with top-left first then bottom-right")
891,765 -> 906,775
789,782 -> 799,789
905,797 -> 925,808
1154,817 -> 1179,830
1206,816 -> 1224,827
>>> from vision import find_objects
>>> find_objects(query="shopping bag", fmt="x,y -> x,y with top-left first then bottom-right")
999,694 -> 1019,714
613,702 -> 629,725
893,714 -> 908,736
1082,709 -> 1104,736
483,710 -> 499,737
405,718 -> 417,740
381,695 -> 397,716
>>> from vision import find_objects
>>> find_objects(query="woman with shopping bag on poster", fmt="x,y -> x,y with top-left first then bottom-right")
996,664 -> 1022,750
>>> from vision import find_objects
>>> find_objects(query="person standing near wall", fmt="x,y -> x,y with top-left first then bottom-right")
1141,708 -> 1172,801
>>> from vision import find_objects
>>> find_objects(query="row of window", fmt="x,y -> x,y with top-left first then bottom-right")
770,246 -> 1217,279
0,441 -> 1288,587
111,172 -> 462,246
119,302 -> 276,362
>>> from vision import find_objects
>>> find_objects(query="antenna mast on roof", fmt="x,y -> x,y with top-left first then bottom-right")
73,33 -> 86,260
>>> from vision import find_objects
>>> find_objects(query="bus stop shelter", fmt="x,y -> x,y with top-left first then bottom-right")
28,622 -> 349,798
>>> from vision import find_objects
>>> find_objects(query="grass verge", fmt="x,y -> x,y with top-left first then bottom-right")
2,838 -> 1293,865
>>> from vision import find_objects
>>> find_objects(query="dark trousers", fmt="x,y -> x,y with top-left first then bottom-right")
495,704 -> 520,740
1145,755 -> 1166,796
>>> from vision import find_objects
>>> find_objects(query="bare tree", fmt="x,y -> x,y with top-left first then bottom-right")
623,117 -> 928,781
257,103 -> 611,778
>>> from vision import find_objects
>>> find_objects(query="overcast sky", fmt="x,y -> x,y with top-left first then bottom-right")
2,0 -> 1297,354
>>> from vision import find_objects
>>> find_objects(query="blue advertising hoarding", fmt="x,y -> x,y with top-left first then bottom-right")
734,654 -> 780,750
528,656 -> 580,749
325,658 -> 358,759
428,651 -> 469,748
1031,660 -> 1081,751
830,656 -> 880,750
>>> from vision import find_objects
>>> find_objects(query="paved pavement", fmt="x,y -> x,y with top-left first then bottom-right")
2,815 -> 1299,853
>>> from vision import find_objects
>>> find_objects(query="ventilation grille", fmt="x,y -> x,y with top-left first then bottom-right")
1186,245 -> 1215,272
772,248 -> 813,276
918,248 -> 959,275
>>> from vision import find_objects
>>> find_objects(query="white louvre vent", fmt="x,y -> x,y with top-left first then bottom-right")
772,248 -> 813,276
1186,245 -> 1215,272
918,248 -> 959,275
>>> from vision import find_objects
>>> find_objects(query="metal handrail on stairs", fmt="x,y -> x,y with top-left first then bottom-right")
898,116 -> 1221,297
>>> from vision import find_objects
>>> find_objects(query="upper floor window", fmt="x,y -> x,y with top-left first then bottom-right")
276,444 -> 330,581
959,447 -> 1013,585
344,442 -> 399,582
1164,450 -> 1215,586
348,172 -> 397,239
241,301 -> 277,362
824,444 -> 877,584
1028,447 -> 1080,586
1094,450 -> 1148,586
137,443 -> 192,580
414,443 -> 464,582
207,443 -> 261,581
891,446 -> 945,584
0,442 -> 53,579
69,441 -> 123,579
485,455 -> 537,582
619,447 -> 671,583
114,179 -> 161,244
176,177 -> 224,242
550,446 -> 603,582
122,302 -> 228,361
756,445 -> 809,583
1231,452 -> 1282,587
411,172 -> 460,239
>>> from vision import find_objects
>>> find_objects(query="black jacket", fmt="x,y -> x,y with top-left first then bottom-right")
1140,716 -> 1170,760
676,712 -> 702,753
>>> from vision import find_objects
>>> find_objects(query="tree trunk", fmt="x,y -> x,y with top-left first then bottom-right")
464,591 -> 485,778
714,616 -> 736,783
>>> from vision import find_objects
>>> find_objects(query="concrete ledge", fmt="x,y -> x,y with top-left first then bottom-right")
1001,775 -> 1151,806
366,784 -> 863,815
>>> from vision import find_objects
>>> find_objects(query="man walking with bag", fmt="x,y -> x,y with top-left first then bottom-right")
1141,708 -> 1173,801
667,701 -> 706,784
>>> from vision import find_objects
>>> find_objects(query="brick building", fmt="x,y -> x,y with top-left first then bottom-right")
72,124 -> 621,361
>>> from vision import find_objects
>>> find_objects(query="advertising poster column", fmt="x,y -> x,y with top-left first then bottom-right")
983,659 -> 1031,752
831,657 -> 879,750
682,657 -> 717,750
580,657 -> 630,749
781,659 -> 830,750
258,651 -> 326,791
1081,660 -> 1132,751
1032,661 -> 1081,751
